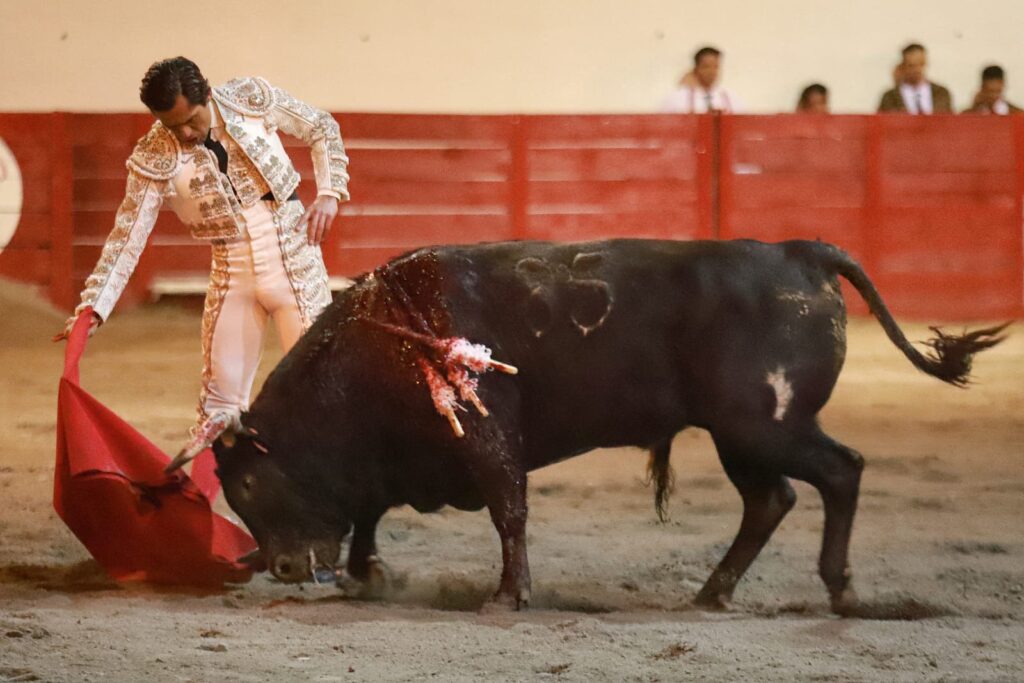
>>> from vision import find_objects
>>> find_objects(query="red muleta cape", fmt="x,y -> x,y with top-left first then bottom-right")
53,308 -> 256,586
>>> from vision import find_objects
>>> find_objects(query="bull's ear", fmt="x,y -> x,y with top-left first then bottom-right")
221,430 -> 237,448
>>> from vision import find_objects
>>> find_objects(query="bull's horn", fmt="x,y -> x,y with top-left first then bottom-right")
164,411 -> 242,474
237,548 -> 267,572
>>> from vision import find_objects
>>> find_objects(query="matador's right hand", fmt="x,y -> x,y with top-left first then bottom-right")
53,311 -> 102,342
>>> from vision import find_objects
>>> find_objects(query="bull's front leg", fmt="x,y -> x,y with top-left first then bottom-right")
456,421 -> 532,610
487,474 -> 531,610
339,513 -> 391,598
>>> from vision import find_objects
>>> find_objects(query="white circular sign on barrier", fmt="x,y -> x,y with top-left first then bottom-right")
0,137 -> 24,253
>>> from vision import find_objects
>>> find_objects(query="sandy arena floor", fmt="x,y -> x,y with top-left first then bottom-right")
0,279 -> 1022,682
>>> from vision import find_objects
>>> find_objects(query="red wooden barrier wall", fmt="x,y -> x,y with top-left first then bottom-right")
0,113 -> 1020,320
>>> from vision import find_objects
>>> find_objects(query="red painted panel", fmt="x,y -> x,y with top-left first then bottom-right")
69,114 -> 151,147
728,114 -> 869,140
529,146 -> 699,181
726,174 -> 865,209
730,138 -> 866,174
346,148 -> 510,181
338,214 -> 512,248
880,117 -> 1015,172
529,180 -> 698,211
73,145 -> 133,179
526,114 -> 701,141
49,114 -> 75,309
339,114 -> 515,141
1,142 -> 55,181
880,171 -> 1017,205
330,246 -> 419,276
724,207 -> 866,250
871,272 -> 1021,320
1,111 -> 1020,318
0,114 -> 65,147
524,209 -> 701,241
0,248 -> 51,285
349,179 -> 509,206
21,175 -> 53,210
2,213 -> 52,248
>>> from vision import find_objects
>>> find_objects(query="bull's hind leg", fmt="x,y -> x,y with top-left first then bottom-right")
700,424 -> 864,613
695,442 -> 797,609
782,431 -> 864,615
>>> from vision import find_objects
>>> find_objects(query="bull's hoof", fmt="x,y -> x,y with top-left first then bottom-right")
337,556 -> 393,599
480,588 -> 530,614
830,585 -> 859,617
693,588 -> 732,611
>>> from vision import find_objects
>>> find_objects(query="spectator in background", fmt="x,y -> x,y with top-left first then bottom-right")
878,43 -> 953,114
661,46 -> 743,114
963,65 -> 1022,115
797,83 -> 830,113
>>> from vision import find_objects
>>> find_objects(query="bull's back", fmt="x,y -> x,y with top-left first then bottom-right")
428,239 -> 847,465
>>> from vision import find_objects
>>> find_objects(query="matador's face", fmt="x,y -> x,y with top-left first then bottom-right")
154,92 -> 212,146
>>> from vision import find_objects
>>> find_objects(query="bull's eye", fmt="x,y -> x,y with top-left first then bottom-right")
241,474 -> 255,494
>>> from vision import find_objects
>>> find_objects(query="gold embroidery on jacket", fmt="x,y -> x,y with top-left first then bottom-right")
189,171 -> 221,198
199,196 -> 232,220
192,242 -> 232,437
274,201 -> 331,329
214,77 -> 275,116
270,85 -> 349,198
127,123 -> 179,180
224,122 -> 300,202
75,174 -> 164,320
221,134 -> 269,208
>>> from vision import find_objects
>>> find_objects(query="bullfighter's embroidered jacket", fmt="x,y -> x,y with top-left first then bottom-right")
75,76 -> 350,321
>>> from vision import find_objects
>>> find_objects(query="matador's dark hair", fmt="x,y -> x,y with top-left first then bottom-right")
139,57 -> 209,112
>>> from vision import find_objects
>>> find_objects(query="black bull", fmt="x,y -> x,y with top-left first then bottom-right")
207,239 -> 1005,612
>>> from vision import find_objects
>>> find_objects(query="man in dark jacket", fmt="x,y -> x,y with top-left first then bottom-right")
878,43 -> 953,114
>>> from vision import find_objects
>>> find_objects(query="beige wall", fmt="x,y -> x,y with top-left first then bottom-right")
1,0 -> 1021,114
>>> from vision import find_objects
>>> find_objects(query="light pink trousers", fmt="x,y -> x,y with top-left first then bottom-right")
197,200 -> 312,426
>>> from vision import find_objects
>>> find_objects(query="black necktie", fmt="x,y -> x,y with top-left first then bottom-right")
202,131 -> 296,202
203,133 -> 229,174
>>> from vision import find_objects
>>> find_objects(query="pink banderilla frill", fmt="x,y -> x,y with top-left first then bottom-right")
369,321 -> 518,437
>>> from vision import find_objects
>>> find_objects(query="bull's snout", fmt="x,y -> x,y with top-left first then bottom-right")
267,540 -> 343,584
271,554 -> 306,583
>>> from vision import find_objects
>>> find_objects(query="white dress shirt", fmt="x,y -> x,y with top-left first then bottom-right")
899,82 -> 934,114
660,85 -> 742,114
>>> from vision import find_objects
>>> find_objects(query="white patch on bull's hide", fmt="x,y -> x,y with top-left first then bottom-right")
766,367 -> 794,421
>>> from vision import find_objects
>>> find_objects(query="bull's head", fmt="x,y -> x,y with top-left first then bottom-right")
211,419 -> 352,584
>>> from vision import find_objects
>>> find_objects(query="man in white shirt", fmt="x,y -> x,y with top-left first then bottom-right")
661,46 -> 743,114
877,43 -> 953,114
963,65 -> 1022,115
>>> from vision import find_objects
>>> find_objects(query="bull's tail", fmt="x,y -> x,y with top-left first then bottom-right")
646,437 -> 675,522
814,242 -> 1009,386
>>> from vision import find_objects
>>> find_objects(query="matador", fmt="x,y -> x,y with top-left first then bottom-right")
57,57 -> 350,440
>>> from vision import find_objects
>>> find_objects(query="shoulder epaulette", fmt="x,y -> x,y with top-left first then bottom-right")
125,122 -> 179,180
213,76 -> 275,116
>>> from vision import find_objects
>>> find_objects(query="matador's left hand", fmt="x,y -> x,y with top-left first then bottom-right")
298,195 -> 339,246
